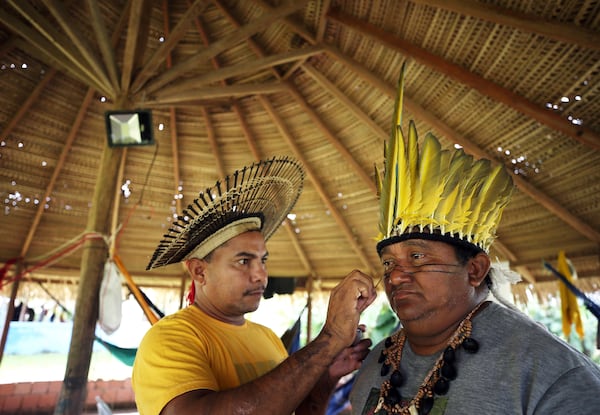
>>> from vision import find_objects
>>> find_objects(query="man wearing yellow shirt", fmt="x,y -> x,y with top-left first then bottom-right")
132,156 -> 377,415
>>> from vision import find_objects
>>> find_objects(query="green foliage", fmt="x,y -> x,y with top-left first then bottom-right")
518,296 -> 600,364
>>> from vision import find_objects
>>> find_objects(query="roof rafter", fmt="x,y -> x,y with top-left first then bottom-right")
21,88 -> 96,259
41,0 -> 114,95
86,0 -> 121,93
154,45 -> 324,98
121,0 -> 152,94
130,0 -> 211,93
284,79 -> 377,194
138,0 -> 308,95
147,82 -> 288,105
412,0 -> 600,51
327,8 -> 600,152
257,94 -> 376,275
0,4 -> 108,92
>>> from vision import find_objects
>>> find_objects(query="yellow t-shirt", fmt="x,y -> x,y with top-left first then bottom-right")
132,305 -> 288,415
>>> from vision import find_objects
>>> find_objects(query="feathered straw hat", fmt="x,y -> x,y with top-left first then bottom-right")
375,65 -> 514,255
147,156 -> 305,270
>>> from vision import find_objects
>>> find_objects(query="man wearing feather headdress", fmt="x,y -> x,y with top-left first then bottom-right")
349,67 -> 600,415
132,156 -> 378,415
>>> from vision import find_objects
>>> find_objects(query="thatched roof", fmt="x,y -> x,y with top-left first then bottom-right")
1,0 -> 599,301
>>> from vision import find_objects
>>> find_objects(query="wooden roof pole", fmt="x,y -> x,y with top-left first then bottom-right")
285,81 -> 377,194
201,107 -> 226,179
54,143 -> 123,415
257,95 -> 376,275
130,0 -> 210,93
0,261 -> 23,364
412,0 -> 600,51
57,1 -> 147,411
140,0 -> 308,95
42,0 -> 114,95
326,9 -> 600,152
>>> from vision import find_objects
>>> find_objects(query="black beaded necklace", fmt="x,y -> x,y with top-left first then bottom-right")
374,302 -> 486,415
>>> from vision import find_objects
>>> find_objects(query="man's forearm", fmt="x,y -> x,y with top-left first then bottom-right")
295,368 -> 339,415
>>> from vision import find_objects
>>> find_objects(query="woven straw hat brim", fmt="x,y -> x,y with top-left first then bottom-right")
147,156 -> 305,269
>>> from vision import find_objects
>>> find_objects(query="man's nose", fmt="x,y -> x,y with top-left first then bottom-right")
386,265 -> 415,285
250,261 -> 267,282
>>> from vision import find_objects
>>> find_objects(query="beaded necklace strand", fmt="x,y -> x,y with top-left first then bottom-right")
374,301 -> 487,415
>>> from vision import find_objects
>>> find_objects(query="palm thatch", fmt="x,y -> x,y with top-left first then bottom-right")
1,0 -> 599,303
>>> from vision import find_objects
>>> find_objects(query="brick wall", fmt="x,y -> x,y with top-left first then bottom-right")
0,378 -> 137,415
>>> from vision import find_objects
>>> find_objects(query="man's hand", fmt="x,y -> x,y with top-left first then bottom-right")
328,329 -> 372,380
322,270 -> 377,350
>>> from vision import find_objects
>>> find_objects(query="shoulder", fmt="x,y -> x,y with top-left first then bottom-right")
474,302 -> 600,374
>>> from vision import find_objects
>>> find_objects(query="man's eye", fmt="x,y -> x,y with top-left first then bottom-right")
238,258 -> 249,265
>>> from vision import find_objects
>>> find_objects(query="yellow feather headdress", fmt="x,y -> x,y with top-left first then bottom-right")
375,65 -> 514,254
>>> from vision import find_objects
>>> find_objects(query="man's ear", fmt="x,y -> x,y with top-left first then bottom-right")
467,252 -> 491,287
185,258 -> 208,285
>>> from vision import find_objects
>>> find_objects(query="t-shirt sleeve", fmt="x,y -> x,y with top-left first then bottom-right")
132,320 -> 220,415
532,365 -> 600,414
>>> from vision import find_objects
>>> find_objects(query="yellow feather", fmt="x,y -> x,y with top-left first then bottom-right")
376,62 -> 513,252
418,133 -> 442,227
465,164 -> 512,242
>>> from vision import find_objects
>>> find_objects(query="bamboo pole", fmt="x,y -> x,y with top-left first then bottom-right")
53,144 -> 122,415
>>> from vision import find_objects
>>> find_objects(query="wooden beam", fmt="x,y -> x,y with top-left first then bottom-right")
150,82 -> 288,104
301,62 -> 386,141
21,88 -> 95,258
257,95 -> 376,275
120,0 -> 147,93
41,0 -> 114,96
0,6 -> 108,92
54,145 -> 123,415
201,107 -> 225,179
315,0 -> 332,43
2,68 -> 57,140
284,80 -> 377,194
251,0 -> 317,45
86,0 -> 120,94
131,0 -> 211,93
326,9 -> 600,152
412,0 -> 600,51
155,45 -> 324,97
140,0 -> 308,95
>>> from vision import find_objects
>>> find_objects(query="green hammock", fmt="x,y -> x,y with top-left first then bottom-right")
95,336 -> 138,366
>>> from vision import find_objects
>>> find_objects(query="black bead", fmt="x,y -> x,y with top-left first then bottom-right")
386,387 -> 402,406
462,337 -> 479,354
441,362 -> 457,380
390,370 -> 404,387
443,346 -> 455,364
378,350 -> 386,363
385,336 -> 393,348
381,363 -> 391,376
418,396 -> 434,415
433,377 -> 450,395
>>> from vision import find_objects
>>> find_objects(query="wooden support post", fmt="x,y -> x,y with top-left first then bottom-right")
54,144 -> 123,415
0,261 -> 22,363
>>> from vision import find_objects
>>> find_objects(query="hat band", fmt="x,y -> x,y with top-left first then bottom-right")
184,216 -> 262,260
